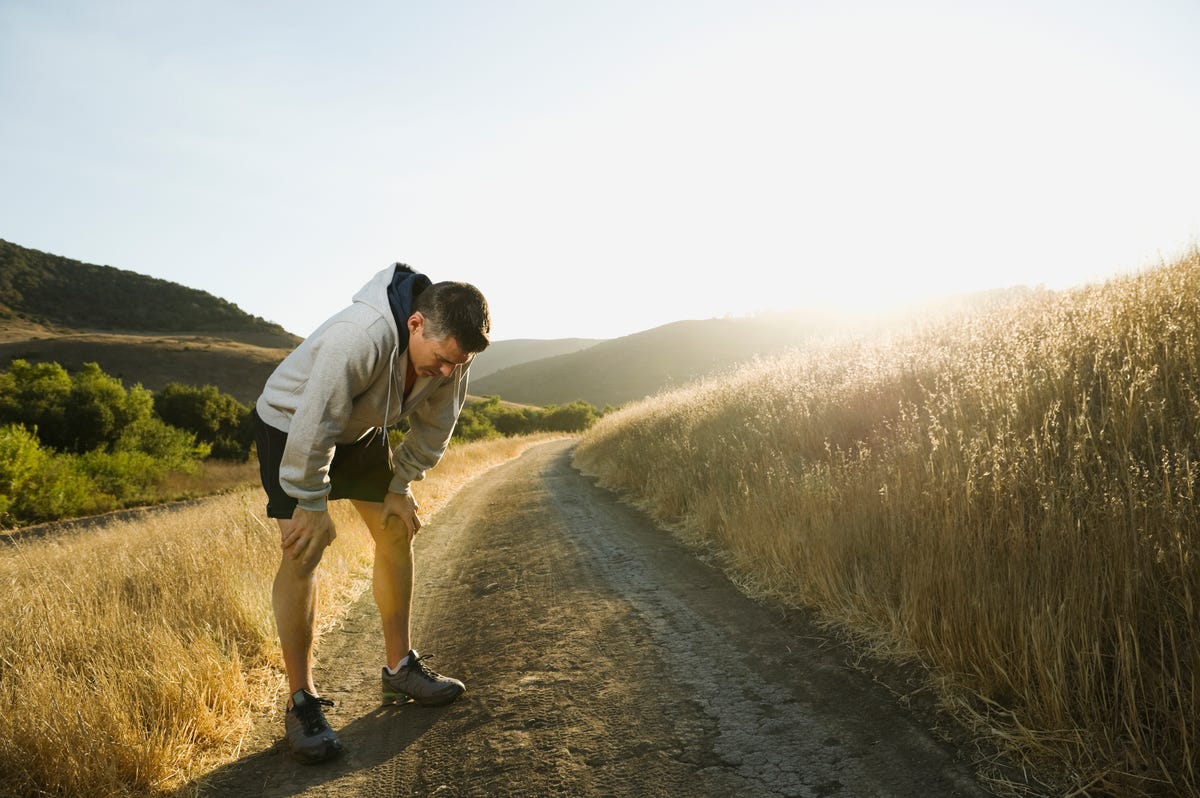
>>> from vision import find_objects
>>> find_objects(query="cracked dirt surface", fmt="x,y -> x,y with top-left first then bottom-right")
195,439 -> 992,797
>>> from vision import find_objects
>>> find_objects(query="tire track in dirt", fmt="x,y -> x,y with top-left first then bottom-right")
196,439 -> 992,797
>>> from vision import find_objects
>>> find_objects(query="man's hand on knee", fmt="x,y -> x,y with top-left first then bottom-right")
280,508 -> 337,561
380,491 -> 421,541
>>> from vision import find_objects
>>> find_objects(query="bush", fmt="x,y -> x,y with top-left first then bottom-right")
0,360 -> 155,454
77,449 -> 166,504
116,417 -> 209,471
0,425 -> 111,525
490,405 -> 539,436
64,364 -> 153,452
154,382 -> 253,461
0,361 -> 71,442
452,405 -> 500,441
542,400 -> 599,432
457,396 -> 601,438
0,360 -> 215,526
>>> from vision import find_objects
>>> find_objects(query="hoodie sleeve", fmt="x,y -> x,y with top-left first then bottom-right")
280,322 -> 383,512
388,366 -> 469,496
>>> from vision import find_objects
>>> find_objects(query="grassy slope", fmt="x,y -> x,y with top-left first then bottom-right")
576,251 -> 1200,797
472,289 -> 1034,409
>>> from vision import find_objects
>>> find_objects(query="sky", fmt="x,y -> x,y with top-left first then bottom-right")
2,1 -> 1199,342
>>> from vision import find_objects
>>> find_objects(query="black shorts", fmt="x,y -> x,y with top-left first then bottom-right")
252,409 -> 393,519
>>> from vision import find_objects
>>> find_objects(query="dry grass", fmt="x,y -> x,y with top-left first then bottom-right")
576,250 -> 1200,797
0,433 -> 561,798
157,458 -> 261,500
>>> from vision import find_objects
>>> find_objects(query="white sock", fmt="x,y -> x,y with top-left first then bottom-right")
386,651 -> 416,675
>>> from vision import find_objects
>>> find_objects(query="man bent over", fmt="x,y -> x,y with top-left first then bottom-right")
253,262 -> 489,763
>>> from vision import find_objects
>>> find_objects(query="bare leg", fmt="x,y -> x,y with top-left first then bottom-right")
352,499 -> 413,669
272,519 -> 332,697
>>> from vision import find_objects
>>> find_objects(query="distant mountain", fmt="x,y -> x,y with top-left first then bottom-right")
470,313 -> 839,408
469,338 -> 603,381
0,240 -> 299,403
0,239 -> 299,347
471,288 -> 1038,408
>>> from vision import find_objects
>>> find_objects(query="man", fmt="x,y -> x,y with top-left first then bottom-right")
252,262 -> 490,763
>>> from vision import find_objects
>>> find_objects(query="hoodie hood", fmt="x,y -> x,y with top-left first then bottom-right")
385,263 -> 432,353
351,263 -> 433,354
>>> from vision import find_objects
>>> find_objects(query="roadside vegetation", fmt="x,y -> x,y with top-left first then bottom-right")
576,248 -> 1200,796
0,356 -> 600,529
0,361 -> 257,527
0,433 -> 563,798
454,394 -> 600,440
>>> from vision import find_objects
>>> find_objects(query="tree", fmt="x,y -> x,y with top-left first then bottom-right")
490,404 -> 539,436
542,401 -> 599,432
154,382 -> 254,460
0,359 -> 71,441
62,363 -> 152,452
452,405 -> 500,441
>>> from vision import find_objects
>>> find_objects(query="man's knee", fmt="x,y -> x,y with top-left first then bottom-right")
374,526 -> 414,557
278,540 -> 330,576
353,500 -> 413,554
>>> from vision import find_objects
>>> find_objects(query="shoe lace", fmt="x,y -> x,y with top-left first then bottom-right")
409,653 -> 441,681
294,695 -> 335,736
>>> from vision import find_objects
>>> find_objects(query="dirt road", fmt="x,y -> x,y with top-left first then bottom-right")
197,439 -> 991,797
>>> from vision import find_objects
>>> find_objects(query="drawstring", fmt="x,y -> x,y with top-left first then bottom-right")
382,344 -> 399,455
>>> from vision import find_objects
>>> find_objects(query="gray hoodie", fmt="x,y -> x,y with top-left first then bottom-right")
255,265 -> 469,511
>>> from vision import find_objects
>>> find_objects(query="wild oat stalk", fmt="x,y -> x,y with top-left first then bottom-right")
577,250 -> 1200,797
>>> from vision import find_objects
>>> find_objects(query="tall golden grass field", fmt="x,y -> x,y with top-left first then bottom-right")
576,249 -> 1200,797
0,434 -> 560,798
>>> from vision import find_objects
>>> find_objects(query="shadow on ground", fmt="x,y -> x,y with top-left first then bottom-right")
190,700 -> 452,796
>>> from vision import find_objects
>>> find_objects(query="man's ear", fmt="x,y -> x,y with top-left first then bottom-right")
407,312 -> 423,334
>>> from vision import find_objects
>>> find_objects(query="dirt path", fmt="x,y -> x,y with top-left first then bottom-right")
196,439 -> 992,797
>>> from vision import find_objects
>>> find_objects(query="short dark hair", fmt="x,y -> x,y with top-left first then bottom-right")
413,281 -> 491,353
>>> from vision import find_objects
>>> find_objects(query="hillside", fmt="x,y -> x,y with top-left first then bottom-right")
468,337 -> 603,381
472,288 -> 1037,408
0,240 -> 300,403
469,315 -> 826,408
0,239 -> 298,346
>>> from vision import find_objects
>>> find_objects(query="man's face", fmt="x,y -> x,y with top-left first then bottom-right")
407,313 -> 471,378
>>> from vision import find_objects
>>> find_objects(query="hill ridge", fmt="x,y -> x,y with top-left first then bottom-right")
0,239 -> 299,347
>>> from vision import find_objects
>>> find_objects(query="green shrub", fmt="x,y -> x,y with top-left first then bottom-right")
0,361 -> 156,454
0,363 -> 221,526
0,361 -> 71,442
459,396 -> 601,438
490,405 -> 539,436
154,383 -> 253,461
116,417 -> 209,471
0,425 -> 111,525
77,449 -> 165,504
63,363 -> 153,452
542,400 -> 599,432
452,406 -> 499,441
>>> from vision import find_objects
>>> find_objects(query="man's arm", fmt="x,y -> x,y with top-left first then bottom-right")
387,368 -> 469,496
